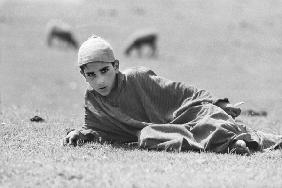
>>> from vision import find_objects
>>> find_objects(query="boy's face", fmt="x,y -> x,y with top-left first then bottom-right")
82,61 -> 119,96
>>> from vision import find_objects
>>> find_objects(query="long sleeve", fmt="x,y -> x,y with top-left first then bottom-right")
78,107 -> 110,143
129,67 -> 218,123
133,69 -> 232,120
80,91 -> 138,143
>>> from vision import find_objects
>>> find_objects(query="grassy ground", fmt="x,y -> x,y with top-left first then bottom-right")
1,0 -> 282,187
1,108 -> 282,188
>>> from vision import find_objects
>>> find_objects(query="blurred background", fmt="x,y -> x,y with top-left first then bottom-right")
1,0 -> 282,121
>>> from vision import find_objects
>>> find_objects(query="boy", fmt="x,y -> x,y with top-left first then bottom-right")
63,35 -> 282,155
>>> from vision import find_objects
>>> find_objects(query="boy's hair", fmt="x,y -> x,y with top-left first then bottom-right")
80,61 -> 116,73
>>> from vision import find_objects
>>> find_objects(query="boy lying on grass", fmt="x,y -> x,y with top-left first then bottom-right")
63,35 -> 282,155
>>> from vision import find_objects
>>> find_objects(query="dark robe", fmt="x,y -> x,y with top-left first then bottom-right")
79,67 -> 282,153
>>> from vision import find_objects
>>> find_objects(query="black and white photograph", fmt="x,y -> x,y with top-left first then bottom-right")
1,0 -> 282,187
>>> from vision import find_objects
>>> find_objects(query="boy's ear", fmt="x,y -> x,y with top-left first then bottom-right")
114,60 -> 119,71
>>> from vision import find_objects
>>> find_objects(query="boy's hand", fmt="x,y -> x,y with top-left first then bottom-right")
217,101 -> 244,118
62,130 -> 84,146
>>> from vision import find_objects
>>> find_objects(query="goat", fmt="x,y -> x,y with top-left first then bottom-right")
124,30 -> 158,58
46,19 -> 78,49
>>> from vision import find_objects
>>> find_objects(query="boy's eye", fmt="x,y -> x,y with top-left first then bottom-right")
86,72 -> 96,77
100,67 -> 109,74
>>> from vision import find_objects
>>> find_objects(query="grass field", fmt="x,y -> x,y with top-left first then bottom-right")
1,0 -> 282,187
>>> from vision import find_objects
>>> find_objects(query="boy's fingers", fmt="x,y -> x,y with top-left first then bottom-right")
62,131 -> 81,146
77,139 -> 84,147
69,135 -> 77,146
62,137 -> 69,146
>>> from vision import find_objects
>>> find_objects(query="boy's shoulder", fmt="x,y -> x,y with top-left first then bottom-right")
122,66 -> 156,78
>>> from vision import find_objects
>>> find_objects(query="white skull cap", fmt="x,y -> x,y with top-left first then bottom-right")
77,35 -> 115,67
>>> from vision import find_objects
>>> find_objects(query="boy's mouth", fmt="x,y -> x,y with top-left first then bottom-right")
99,86 -> 107,90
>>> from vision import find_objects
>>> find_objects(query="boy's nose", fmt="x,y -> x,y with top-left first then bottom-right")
96,76 -> 105,85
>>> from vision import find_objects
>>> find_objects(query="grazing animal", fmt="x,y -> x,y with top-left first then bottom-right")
124,29 -> 158,57
46,19 -> 78,49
